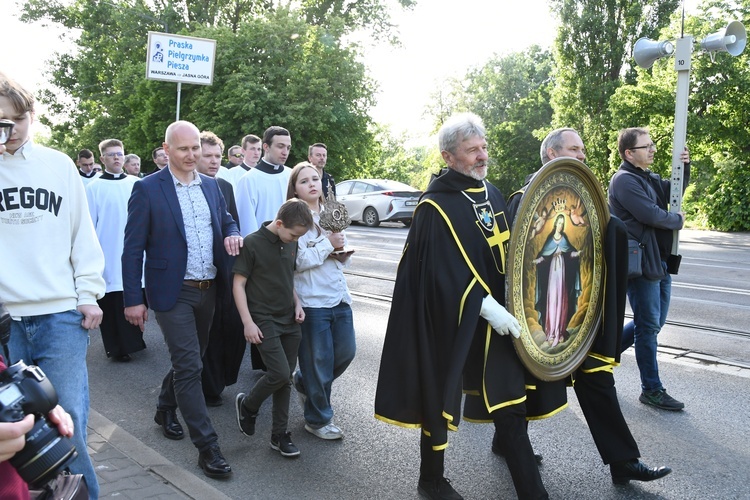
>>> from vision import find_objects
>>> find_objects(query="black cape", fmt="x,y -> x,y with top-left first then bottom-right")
374,169 -> 563,449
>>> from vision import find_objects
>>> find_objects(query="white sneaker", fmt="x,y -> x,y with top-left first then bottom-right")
305,422 -> 343,440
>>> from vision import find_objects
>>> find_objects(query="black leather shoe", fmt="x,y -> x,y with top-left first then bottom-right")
205,394 -> 223,407
154,409 -> 184,440
491,431 -> 543,464
198,443 -> 232,479
611,459 -> 672,485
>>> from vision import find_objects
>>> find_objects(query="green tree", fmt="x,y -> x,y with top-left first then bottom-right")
462,46 -> 555,193
609,0 -> 750,230
550,0 -> 679,182
300,0 -> 416,42
20,0 -> 402,178
358,124 -> 440,189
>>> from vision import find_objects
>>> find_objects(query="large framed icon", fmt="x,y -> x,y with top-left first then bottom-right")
506,157 -> 610,381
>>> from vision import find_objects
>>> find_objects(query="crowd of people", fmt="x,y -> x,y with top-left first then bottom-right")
0,66 -> 688,500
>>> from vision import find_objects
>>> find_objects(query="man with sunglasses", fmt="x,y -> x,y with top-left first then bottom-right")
608,127 -> 690,412
224,145 -> 244,169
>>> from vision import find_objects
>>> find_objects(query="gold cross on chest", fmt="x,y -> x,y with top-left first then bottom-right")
486,221 -> 510,266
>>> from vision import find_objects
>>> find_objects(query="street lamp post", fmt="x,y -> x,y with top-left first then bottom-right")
632,20 -> 746,268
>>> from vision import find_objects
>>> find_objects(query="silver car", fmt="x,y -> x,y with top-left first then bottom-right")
336,179 -> 422,227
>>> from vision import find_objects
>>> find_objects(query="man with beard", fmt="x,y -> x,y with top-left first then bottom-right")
375,113 -> 556,500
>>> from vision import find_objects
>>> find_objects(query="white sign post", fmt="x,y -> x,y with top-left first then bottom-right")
146,32 -> 217,120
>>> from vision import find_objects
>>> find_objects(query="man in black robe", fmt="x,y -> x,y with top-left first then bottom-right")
496,127 -> 672,485
196,131 -> 247,406
375,113 -> 556,500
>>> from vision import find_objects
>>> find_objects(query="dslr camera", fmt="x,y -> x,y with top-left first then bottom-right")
0,359 -> 78,486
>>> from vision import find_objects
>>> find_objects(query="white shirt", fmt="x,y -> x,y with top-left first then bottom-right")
234,159 -> 291,236
294,209 -> 352,309
86,171 -> 140,292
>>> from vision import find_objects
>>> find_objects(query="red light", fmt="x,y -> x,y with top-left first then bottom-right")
382,191 -> 393,196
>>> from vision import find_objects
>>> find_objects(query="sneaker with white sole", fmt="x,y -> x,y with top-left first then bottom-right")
305,422 -> 343,440
235,393 -> 257,436
271,432 -> 300,457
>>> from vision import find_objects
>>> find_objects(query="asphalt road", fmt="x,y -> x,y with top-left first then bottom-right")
86,227 -> 750,499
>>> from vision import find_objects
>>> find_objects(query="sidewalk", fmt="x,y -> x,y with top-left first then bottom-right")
87,410 -> 231,500
681,227 -> 750,246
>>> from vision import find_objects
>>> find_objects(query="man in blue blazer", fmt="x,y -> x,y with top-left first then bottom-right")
122,121 -> 244,479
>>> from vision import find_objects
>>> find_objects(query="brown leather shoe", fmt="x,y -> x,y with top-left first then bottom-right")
154,409 -> 184,440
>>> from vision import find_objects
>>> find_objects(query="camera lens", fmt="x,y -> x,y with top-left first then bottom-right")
9,417 -> 78,487
0,119 -> 14,145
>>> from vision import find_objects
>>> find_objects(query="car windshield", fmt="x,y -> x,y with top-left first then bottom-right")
371,180 -> 416,191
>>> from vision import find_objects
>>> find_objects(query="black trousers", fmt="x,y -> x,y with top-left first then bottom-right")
573,367 -> 640,464
98,291 -> 146,357
201,288 -> 246,398
422,404 -> 548,500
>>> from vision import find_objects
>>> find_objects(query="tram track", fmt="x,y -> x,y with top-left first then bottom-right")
346,270 -> 750,362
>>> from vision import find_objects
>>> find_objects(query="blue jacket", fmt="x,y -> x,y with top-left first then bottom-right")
122,167 -> 239,311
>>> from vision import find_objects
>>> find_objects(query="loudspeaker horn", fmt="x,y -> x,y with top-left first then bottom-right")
700,21 -> 746,56
633,38 -> 675,68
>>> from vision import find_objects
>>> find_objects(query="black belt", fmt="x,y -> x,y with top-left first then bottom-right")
183,279 -> 214,290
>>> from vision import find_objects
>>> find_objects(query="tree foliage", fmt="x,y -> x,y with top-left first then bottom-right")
610,0 -> 750,230
463,46 -> 555,193
425,47 -> 555,194
19,0 -> 409,179
550,0 -> 679,183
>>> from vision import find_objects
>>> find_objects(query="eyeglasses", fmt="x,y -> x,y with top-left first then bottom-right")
231,153 -> 243,158
104,152 -> 124,157
629,143 -> 656,151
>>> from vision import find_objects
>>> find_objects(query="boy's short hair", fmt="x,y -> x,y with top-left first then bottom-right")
262,126 -> 290,146
277,198 -> 313,230
241,134 -> 261,149
200,130 -> 225,152
98,139 -> 124,154
0,72 -> 35,114
152,146 -> 164,159
77,149 -> 94,160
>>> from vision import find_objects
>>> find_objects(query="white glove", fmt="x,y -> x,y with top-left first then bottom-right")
480,295 -> 521,338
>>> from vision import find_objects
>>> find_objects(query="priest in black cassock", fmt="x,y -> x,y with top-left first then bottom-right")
374,113 -> 562,500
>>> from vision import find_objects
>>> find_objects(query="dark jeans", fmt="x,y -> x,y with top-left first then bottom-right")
242,319 -> 301,435
621,261 -> 671,392
155,284 -> 218,451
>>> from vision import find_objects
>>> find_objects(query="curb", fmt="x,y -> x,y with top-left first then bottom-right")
88,409 -> 232,500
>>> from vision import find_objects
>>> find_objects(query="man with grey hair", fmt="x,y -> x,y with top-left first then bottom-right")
375,113 -> 553,499
498,127 -> 673,486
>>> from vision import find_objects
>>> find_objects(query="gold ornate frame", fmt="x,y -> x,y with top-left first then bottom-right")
507,158 -> 609,381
